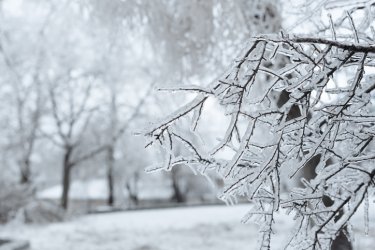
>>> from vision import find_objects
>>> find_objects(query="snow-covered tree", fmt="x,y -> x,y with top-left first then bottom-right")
0,0 -> 51,184
145,1 -> 375,249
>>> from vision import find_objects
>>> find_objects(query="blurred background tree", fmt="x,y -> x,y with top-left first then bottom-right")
0,0 -> 284,219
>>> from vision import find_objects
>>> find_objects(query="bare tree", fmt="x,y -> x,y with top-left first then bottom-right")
1,60 -> 43,184
0,22 -> 47,185
145,1 -> 375,249
104,84 -> 152,206
45,78 -> 107,210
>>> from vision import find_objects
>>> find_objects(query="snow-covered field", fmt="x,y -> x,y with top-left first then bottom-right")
0,204 -> 374,250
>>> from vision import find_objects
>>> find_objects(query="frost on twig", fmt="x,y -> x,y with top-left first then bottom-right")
144,10 -> 375,250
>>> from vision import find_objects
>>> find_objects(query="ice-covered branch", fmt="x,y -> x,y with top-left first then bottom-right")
145,11 -> 375,249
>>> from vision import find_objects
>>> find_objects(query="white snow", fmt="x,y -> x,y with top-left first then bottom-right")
0,204 -> 373,250
0,205 -> 256,250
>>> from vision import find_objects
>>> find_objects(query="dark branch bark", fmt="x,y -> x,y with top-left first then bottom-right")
259,34 -> 375,53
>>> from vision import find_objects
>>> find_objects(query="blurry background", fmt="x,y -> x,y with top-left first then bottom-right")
0,0 -> 287,219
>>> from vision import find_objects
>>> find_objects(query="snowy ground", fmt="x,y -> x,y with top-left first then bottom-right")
0,204 -> 374,250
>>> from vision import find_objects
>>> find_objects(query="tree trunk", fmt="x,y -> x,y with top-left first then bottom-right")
125,173 -> 139,207
61,146 -> 73,210
125,182 -> 138,207
20,158 -> 31,184
331,230 -> 352,250
303,155 -> 352,250
19,131 -> 37,185
107,90 -> 117,206
170,167 -> 186,203
106,146 -> 115,206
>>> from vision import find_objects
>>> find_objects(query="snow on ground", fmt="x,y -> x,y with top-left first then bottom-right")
0,204 -> 374,250
0,205 -> 258,250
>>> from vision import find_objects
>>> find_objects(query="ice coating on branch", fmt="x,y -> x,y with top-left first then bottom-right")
144,2 -> 375,249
